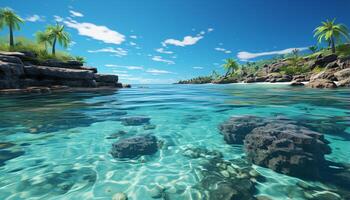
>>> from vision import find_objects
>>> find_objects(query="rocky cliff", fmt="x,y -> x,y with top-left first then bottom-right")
0,51 -> 129,94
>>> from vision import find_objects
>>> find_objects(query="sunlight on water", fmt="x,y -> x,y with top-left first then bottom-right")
0,84 -> 349,199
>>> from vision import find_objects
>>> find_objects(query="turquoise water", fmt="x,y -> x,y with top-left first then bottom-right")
0,84 -> 349,200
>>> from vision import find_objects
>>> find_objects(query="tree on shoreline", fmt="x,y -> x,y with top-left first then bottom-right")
314,19 -> 350,53
0,8 -> 23,48
223,58 -> 239,77
35,31 -> 52,52
46,23 -> 70,55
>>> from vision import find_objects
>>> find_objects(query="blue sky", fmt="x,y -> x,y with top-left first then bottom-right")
1,0 -> 350,84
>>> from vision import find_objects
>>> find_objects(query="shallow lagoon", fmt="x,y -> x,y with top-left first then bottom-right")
0,84 -> 349,199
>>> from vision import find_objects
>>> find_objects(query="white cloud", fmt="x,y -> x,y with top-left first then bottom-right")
151,56 -> 175,64
130,35 -> 137,39
146,68 -> 174,75
208,28 -> 214,32
162,35 -> 203,47
54,15 -> 63,22
69,10 -> 84,17
155,48 -> 174,54
88,47 -> 127,57
193,66 -> 203,69
105,64 -> 144,70
215,47 -> 231,54
25,15 -> 44,22
112,70 -> 128,74
64,19 -> 125,45
200,31 -> 205,35
237,47 -> 308,61
129,42 -> 137,46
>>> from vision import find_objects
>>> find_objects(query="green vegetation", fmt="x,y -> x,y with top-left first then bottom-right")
0,7 -> 24,48
46,23 -> 70,55
314,19 -> 350,53
0,7 -> 82,63
223,58 -> 239,77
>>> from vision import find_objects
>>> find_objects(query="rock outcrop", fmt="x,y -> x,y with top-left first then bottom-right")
306,79 -> 337,88
111,135 -> 158,158
0,51 -> 128,93
244,122 -> 331,179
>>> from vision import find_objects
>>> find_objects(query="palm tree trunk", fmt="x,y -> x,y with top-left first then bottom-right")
331,36 -> 336,53
9,24 -> 14,48
52,36 -> 57,55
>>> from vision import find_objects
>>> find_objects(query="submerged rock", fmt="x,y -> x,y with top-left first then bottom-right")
121,116 -> 151,126
244,122 -> 331,179
218,116 -> 268,144
112,192 -> 128,200
111,135 -> 158,159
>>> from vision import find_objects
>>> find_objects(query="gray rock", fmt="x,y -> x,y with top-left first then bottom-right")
0,60 -> 25,89
94,74 -> 118,83
290,81 -> 304,86
337,78 -> 350,87
244,122 -> 331,179
314,54 -> 338,67
111,135 -> 158,159
41,59 -> 83,68
24,65 -> 94,80
218,116 -> 268,144
306,79 -> 337,88
334,68 -> 350,81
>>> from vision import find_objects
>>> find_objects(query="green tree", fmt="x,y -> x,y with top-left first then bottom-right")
46,23 -> 70,55
0,7 -> 24,48
291,48 -> 300,58
308,45 -> 318,53
222,58 -> 239,77
35,31 -> 52,52
314,19 -> 350,53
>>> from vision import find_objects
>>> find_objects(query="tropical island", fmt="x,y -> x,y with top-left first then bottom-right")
178,19 -> 350,89
1,2 -> 350,200
0,8 -> 128,95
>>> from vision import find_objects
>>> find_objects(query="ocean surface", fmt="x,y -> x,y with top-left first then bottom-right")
0,84 -> 349,200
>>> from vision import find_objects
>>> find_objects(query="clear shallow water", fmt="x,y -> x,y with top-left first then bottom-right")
0,84 -> 349,200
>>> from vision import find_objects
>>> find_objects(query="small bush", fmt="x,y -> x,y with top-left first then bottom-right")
280,65 -> 310,76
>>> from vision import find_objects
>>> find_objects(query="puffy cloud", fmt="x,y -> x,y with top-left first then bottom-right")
64,19 -> 125,45
152,56 -> 175,64
69,10 -> 84,17
25,15 -> 45,22
130,35 -> 137,39
155,48 -> 174,54
162,35 -> 203,47
237,47 -> 308,61
215,47 -> 231,54
88,47 -> 127,57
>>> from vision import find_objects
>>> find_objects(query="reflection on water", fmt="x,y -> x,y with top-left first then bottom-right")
0,84 -> 349,199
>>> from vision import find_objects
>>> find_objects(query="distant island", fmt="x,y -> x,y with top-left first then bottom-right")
178,19 -> 350,89
0,7 -> 129,95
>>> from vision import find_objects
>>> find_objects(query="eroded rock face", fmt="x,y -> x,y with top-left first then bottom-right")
212,77 -> 238,84
337,78 -> 350,87
244,123 -> 331,179
334,68 -> 350,81
306,79 -> 337,88
111,135 -> 158,158
24,65 -> 94,80
314,54 -> 338,68
218,116 -> 268,144
0,59 -> 25,89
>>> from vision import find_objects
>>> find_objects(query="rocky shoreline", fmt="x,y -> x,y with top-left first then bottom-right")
0,51 -> 130,94
178,53 -> 350,88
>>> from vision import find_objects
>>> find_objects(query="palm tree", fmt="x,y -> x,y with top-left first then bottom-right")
46,23 -> 70,55
35,31 -> 52,52
314,19 -> 350,53
291,48 -> 300,58
0,8 -> 24,48
222,58 -> 239,77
